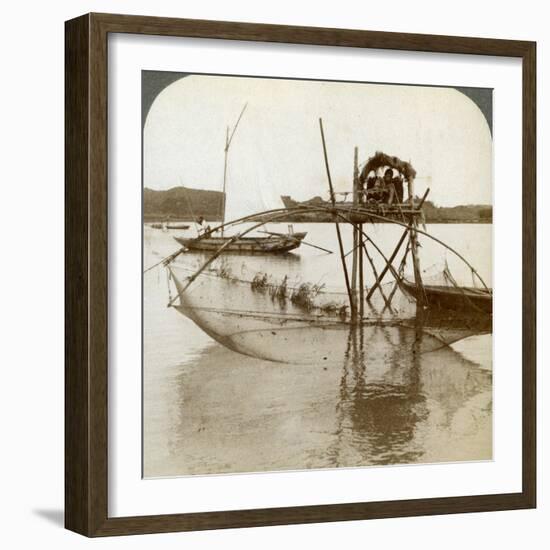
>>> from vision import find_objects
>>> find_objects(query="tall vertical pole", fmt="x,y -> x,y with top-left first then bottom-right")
319,119 -> 354,317
408,176 -> 426,305
220,103 -> 247,238
351,147 -> 361,322
354,147 -> 364,318
220,127 -> 229,237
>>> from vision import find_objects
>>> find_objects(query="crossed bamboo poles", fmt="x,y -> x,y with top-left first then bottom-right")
162,201 -> 489,313
159,121 -> 489,317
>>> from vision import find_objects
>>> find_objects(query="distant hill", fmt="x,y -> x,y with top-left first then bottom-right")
143,187 -> 492,224
421,200 -> 492,223
279,195 -> 492,223
143,187 -> 224,221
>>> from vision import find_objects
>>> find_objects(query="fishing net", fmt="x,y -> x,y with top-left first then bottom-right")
166,256 -> 491,366
169,254 -> 420,324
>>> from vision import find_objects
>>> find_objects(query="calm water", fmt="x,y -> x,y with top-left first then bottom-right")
143,223 -> 492,477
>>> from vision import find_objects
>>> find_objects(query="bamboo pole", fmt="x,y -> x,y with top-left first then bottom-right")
361,233 -> 405,285
170,198 -> 489,292
220,126 -> 229,237
351,229 -> 358,314
366,188 -> 431,300
143,247 -> 185,274
383,243 -> 411,311
366,229 -> 408,301
362,242 -> 393,309
409,224 -> 426,305
408,177 -> 427,305
328,201 -> 489,291
166,203 -> 483,317
351,147 -> 362,320
258,230 -> 333,254
207,199 -> 487,290
334,203 -> 490,291
165,205 -> 386,306
319,118 -> 354,316
354,147 -> 365,318
359,232 -> 364,317
169,208 -> 403,308
220,103 -> 247,238
167,207 -> 332,302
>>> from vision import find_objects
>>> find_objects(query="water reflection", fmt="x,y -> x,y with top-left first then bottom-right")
143,224 -> 493,477
151,322 -> 491,477
328,327 -> 427,467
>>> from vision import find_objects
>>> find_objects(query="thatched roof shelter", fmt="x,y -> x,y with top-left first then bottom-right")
359,151 -> 417,183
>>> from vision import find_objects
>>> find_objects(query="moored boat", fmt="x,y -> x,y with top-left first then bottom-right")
401,279 -> 492,314
166,223 -> 190,230
174,231 -> 307,253
150,222 -> 191,230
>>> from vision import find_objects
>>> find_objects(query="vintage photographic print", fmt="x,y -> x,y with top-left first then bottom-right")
142,72 -> 493,478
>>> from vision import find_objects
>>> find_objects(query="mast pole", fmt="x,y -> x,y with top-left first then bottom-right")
221,127 -> 229,237
319,118 -> 355,318
220,103 -> 248,238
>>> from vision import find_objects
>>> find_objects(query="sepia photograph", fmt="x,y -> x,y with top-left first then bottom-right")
142,71 -> 493,478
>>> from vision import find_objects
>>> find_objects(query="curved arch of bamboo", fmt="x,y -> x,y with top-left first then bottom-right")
169,203 -> 490,297
327,204 -> 489,291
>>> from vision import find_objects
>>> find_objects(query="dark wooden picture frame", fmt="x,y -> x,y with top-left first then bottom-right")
65,12 -> 536,537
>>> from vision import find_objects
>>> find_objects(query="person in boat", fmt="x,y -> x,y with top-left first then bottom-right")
196,216 -> 212,236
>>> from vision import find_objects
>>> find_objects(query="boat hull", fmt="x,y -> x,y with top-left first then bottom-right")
402,280 -> 492,314
166,224 -> 190,230
174,232 -> 306,253
149,223 -> 190,230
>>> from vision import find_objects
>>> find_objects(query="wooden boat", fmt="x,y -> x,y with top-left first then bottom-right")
174,231 -> 307,253
166,223 -> 190,230
150,222 -> 190,230
401,279 -> 492,314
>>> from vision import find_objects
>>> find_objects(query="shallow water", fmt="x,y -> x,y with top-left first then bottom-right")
143,223 -> 492,477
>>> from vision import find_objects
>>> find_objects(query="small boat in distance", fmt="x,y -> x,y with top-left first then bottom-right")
174,231 -> 307,253
166,223 -> 190,230
149,222 -> 190,230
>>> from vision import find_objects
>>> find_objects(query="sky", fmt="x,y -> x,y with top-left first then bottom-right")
143,74 -> 492,219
